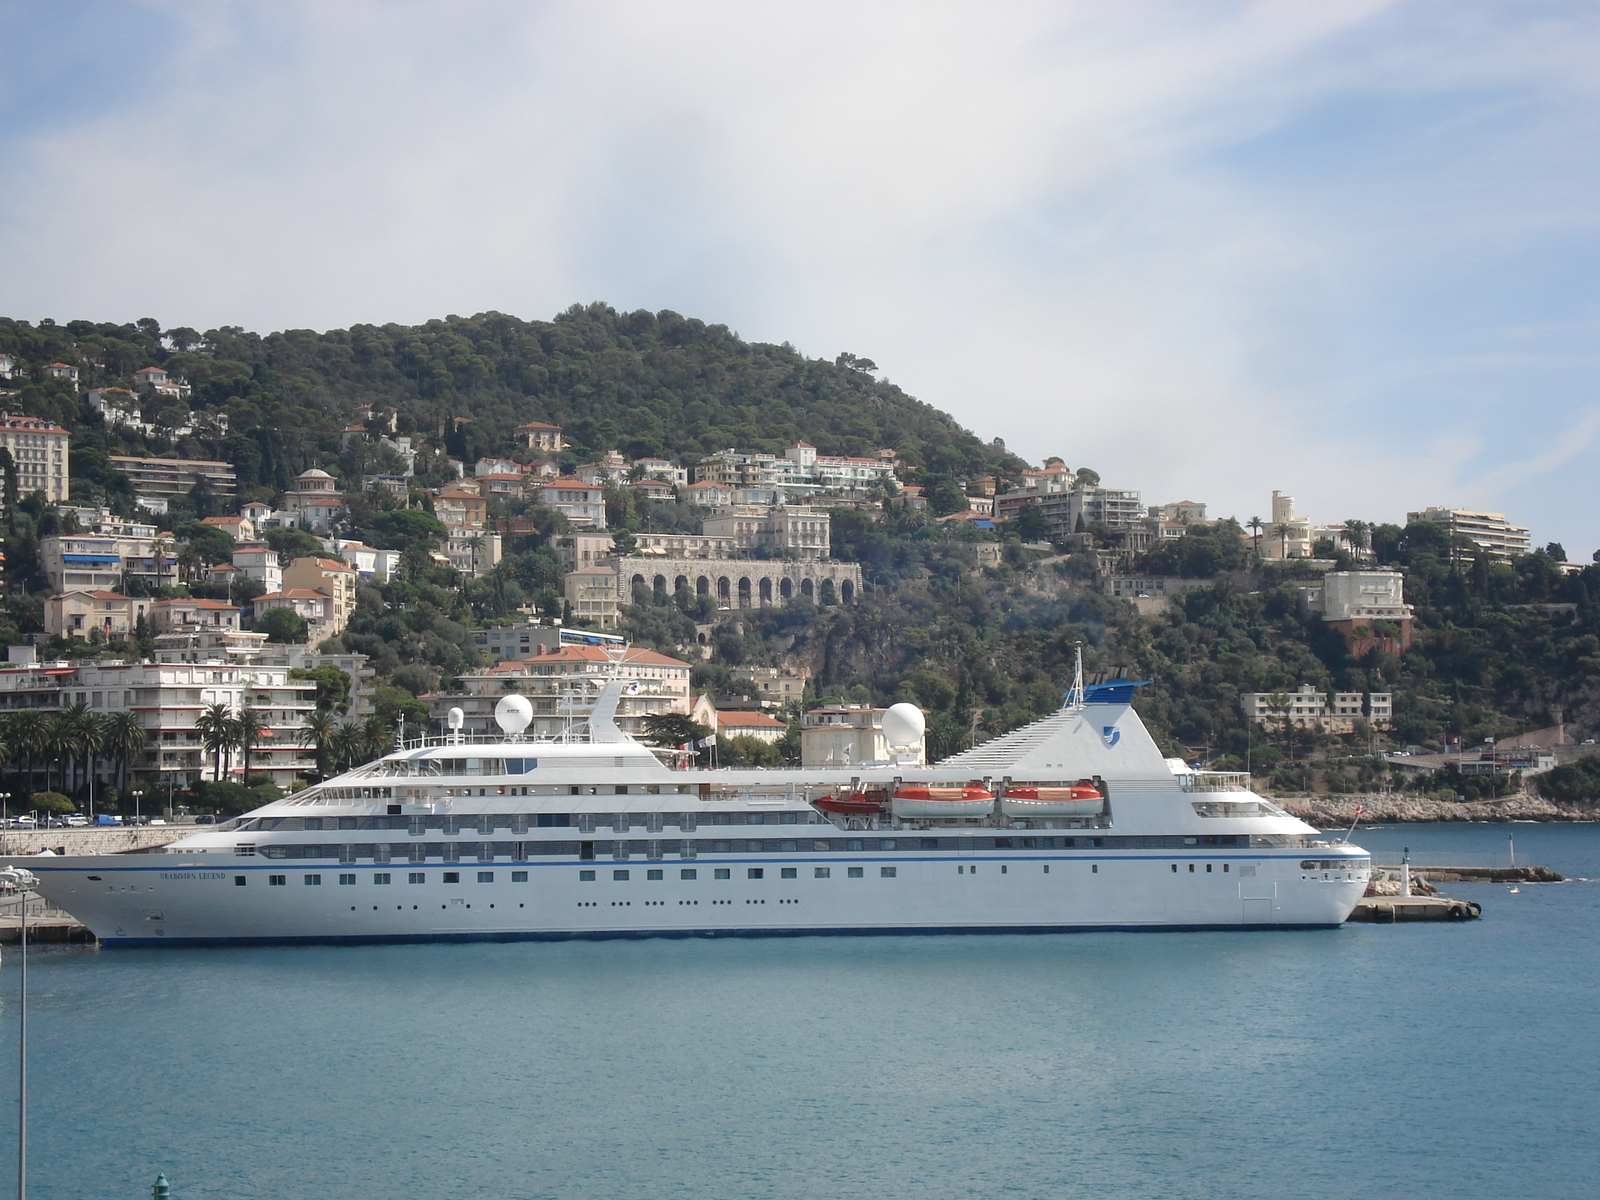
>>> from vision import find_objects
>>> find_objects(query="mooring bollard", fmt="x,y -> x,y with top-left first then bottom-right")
152,1172 -> 170,1198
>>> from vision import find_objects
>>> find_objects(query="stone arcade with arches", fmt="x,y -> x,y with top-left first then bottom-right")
616,556 -> 862,609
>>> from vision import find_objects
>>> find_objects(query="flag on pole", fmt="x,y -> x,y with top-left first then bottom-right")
698,735 -> 717,748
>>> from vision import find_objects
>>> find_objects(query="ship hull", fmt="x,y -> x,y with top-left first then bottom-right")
13,848 -> 1367,946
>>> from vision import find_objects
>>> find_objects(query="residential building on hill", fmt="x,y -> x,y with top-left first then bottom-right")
712,708 -> 789,745
109,455 -> 237,505
553,533 -> 615,573
0,414 -> 69,502
516,421 -> 565,452
1405,507 -> 1532,561
132,366 -> 191,398
44,363 -> 79,387
615,556 -> 860,608
277,468 -> 345,532
533,478 -> 606,528
433,489 -> 488,531
563,565 -> 621,629
699,506 -> 830,559
1260,490 -> 1313,560
44,590 -> 153,639
1299,570 -> 1415,655
467,623 -> 625,662
282,557 -> 357,637
631,532 -> 737,559
1240,684 -> 1393,734
42,531 -> 178,594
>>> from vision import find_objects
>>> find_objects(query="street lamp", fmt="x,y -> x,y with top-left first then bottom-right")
130,788 -> 144,827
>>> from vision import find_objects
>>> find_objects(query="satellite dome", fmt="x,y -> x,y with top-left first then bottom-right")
882,702 -> 926,748
495,694 -> 533,737
447,706 -> 465,730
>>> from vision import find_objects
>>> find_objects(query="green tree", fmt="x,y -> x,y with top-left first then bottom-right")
258,606 -> 307,644
266,527 -> 328,565
173,521 -> 237,564
303,708 -> 339,779
290,665 -> 352,712
196,702 -> 236,783
233,708 -> 269,787
641,713 -> 712,748
100,711 -> 148,798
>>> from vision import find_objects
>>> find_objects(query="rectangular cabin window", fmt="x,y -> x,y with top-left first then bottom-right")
747,868 -> 764,880
269,875 -> 285,886
339,874 -> 355,885
714,868 -> 731,880
681,869 -> 698,880
304,875 -> 321,886
847,867 -> 864,879
881,867 -> 897,878
374,874 -> 391,885
579,841 -> 595,861
477,872 -> 494,883
305,818 -> 323,831
442,872 -> 460,884
814,867 -> 830,878
613,869 -> 629,881
233,876 -> 246,886
781,867 -> 797,879
511,871 -> 528,882
646,868 -> 664,881
409,873 -> 425,884
579,870 -> 596,882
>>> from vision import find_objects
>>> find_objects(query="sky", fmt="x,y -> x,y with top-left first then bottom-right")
1,0 -> 1597,554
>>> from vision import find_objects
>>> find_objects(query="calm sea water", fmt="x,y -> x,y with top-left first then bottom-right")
1,822 -> 1597,1200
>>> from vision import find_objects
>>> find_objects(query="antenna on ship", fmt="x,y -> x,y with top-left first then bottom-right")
1066,641 -> 1086,711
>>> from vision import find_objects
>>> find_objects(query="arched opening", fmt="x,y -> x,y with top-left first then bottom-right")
780,578 -> 794,603
653,574 -> 667,598
820,578 -> 837,606
800,578 -> 814,601
696,576 -> 710,595
840,579 -> 855,604
717,576 -> 731,602
631,573 -> 649,604
759,577 -> 773,606
674,575 -> 689,595
738,577 -> 752,609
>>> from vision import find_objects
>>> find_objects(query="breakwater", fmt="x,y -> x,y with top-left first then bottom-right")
1278,792 -> 1600,825
0,825 -> 190,857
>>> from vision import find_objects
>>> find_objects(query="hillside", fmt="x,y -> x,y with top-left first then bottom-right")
0,306 -> 1022,498
2,303 -> 1599,804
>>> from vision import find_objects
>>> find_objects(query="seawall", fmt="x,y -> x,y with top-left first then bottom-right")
0,825 -> 192,857
1278,793 -> 1600,825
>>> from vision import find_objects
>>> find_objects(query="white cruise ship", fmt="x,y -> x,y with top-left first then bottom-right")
10,674 -> 1370,947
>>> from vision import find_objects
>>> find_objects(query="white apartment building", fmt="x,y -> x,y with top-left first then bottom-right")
1240,684 -> 1393,734
533,478 -> 607,528
426,646 -> 690,740
468,623 -> 625,662
700,506 -> 831,560
0,658 -> 314,789
42,531 -> 178,593
1406,507 -> 1532,561
0,414 -> 69,502
231,544 -> 283,591
564,565 -> 621,629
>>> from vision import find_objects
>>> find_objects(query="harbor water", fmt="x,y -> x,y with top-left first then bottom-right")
2,822 -> 1597,1199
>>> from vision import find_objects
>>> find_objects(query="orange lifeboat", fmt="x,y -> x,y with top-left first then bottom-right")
999,782 -> 1104,817
814,792 -> 886,815
890,784 -> 994,819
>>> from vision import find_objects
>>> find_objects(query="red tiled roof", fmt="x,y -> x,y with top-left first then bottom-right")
516,421 -> 561,430
717,710 -> 787,729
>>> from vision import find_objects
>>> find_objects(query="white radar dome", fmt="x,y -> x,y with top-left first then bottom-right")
447,706 -> 465,730
881,702 -> 926,748
495,694 -> 533,737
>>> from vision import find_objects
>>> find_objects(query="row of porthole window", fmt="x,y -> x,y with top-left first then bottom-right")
580,866 -> 889,882
260,872 -> 527,886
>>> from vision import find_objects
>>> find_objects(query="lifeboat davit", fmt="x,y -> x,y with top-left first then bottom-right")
814,792 -> 886,815
890,785 -> 994,819
999,784 -> 1104,817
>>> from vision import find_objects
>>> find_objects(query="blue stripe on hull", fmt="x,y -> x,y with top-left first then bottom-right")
102,922 -> 1344,948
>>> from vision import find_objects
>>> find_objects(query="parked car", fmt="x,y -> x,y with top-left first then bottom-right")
149,818 -> 167,826
65,814 -> 89,828
11,816 -> 36,828
93,814 -> 122,826
194,815 -> 217,825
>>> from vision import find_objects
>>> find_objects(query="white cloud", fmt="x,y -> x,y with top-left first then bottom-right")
1,0 -> 1597,548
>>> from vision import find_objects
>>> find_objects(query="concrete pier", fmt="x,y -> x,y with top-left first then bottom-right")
1348,895 -> 1483,922
0,825 -> 191,858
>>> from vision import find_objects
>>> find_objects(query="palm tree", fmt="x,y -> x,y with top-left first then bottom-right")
196,702 -> 236,783
176,543 -> 203,586
6,712 -> 46,803
101,711 -> 149,799
1272,522 -> 1293,559
361,714 -> 394,764
50,705 -> 95,796
1342,518 -> 1369,561
331,722 -> 365,774
304,709 -> 339,780
1247,516 -> 1263,558
234,708 -> 269,787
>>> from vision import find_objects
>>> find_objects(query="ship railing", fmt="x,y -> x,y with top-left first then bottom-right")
1178,772 -> 1252,792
